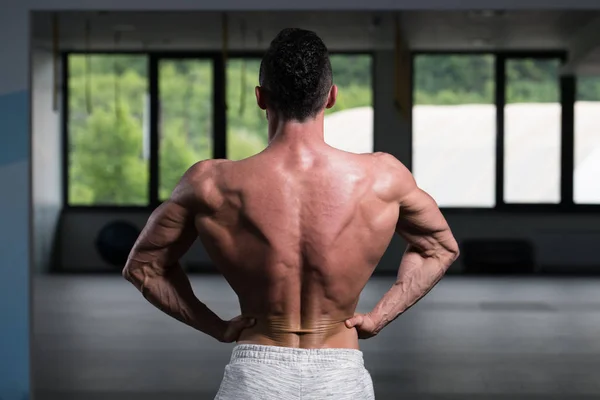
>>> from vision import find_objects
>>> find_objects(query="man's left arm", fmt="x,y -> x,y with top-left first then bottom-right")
122,167 -> 252,342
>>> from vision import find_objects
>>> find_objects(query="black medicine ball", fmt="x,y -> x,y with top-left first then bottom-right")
95,220 -> 140,267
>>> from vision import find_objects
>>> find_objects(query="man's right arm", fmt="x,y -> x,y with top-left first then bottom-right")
358,155 -> 459,336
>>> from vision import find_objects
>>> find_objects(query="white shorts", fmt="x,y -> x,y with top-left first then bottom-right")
215,344 -> 375,400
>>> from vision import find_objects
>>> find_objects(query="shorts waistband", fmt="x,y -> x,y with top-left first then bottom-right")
229,344 -> 364,366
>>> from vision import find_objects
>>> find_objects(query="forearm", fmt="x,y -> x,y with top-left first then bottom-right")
123,261 -> 225,340
370,246 -> 456,332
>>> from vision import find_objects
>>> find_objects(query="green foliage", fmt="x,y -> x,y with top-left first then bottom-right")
505,59 -> 560,103
68,54 -> 373,205
159,60 -> 213,198
577,76 -> 600,101
226,59 -> 268,160
69,105 -> 148,206
330,54 -> 372,87
68,55 -> 148,206
414,55 -> 578,105
415,55 -> 495,105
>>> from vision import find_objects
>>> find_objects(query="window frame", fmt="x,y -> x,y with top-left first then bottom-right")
151,53 -> 223,203
410,50 -> 590,213
62,50 -> 374,210
62,51 -> 155,211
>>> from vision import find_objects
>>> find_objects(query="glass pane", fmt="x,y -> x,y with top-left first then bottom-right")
226,59 -> 268,160
413,55 -> 495,207
574,76 -> 600,204
504,58 -> 561,204
325,54 -> 373,153
159,59 -> 213,199
68,54 -> 149,206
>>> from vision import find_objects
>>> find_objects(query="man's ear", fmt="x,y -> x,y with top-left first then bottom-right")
325,85 -> 338,109
255,86 -> 267,110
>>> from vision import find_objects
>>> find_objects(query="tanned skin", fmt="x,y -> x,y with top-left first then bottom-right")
123,84 -> 460,349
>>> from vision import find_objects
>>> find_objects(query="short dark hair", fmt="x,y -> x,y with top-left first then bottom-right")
259,28 -> 333,121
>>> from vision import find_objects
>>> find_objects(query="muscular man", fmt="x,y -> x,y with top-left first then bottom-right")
123,28 -> 459,399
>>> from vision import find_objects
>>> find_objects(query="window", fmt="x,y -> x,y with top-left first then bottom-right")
325,54 -> 373,154
413,54 -> 496,208
225,54 -> 374,160
504,58 -> 561,204
574,76 -> 600,204
226,59 -> 268,161
67,54 -> 149,206
158,59 -> 213,199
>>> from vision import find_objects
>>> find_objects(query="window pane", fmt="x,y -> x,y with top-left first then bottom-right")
325,54 -> 373,153
504,59 -> 561,204
68,55 -> 149,206
413,55 -> 495,207
575,76 -> 600,204
226,59 -> 268,160
159,59 -> 213,199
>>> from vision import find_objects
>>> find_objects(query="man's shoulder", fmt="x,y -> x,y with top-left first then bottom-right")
368,152 -> 411,177
185,159 -> 230,179
172,159 -> 232,209
367,152 -> 416,201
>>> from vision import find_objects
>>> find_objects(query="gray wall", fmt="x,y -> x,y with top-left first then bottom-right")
32,47 -> 62,273
59,211 -> 212,271
57,50 -> 600,273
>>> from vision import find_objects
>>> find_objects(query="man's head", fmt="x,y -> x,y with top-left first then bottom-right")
256,28 -> 337,122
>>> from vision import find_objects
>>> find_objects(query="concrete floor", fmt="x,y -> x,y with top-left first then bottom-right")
33,275 -> 600,400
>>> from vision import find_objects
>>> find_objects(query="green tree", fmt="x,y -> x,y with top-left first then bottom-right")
414,55 -> 566,105
159,60 -> 213,198
506,59 -> 559,103
577,76 -> 600,101
414,55 -> 494,105
226,59 -> 269,160
70,105 -> 148,205
68,55 -> 148,206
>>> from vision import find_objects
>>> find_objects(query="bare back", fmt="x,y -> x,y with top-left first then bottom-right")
193,146 -> 406,349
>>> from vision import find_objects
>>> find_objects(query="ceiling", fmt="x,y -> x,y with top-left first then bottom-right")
400,10 -> 596,51
31,10 -> 600,74
32,11 -> 389,52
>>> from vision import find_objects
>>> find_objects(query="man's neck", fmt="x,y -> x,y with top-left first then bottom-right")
268,113 -> 326,147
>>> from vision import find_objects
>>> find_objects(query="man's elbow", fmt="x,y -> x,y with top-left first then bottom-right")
430,236 -> 459,270
448,248 -> 460,266
122,264 -> 133,282
443,240 -> 460,266
122,259 -> 144,289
